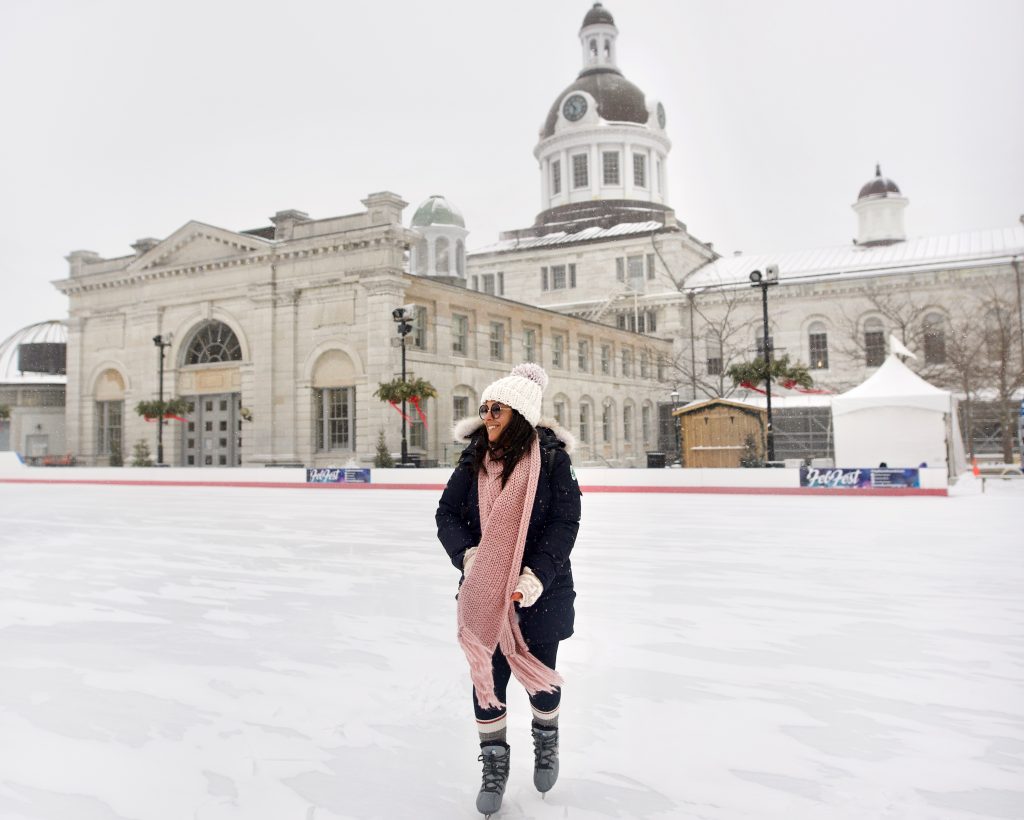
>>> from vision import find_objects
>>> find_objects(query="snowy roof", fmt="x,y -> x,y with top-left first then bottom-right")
832,355 -> 950,415
471,220 -> 665,255
685,225 -> 1024,290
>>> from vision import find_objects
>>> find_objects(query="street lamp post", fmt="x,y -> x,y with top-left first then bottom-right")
670,387 -> 680,465
152,334 -> 172,465
749,267 -> 779,463
392,307 -> 414,466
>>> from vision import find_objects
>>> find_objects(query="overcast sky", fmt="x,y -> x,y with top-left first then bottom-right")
2,0 -> 1022,343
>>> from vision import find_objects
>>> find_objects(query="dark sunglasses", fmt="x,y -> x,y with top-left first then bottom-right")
478,402 -> 506,419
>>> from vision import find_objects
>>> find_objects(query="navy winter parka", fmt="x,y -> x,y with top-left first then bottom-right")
435,422 -> 582,644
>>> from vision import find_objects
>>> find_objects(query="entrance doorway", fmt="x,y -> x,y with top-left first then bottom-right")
182,393 -> 241,467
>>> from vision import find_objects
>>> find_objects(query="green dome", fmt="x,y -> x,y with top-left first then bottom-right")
411,195 -> 465,228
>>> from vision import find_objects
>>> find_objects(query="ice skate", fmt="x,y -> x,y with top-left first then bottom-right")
531,725 -> 559,795
476,743 -> 510,817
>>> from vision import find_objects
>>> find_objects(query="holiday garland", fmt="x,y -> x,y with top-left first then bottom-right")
135,397 -> 193,421
373,377 -> 438,427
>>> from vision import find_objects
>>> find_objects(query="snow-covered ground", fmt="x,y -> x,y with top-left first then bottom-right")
1,483 -> 1022,820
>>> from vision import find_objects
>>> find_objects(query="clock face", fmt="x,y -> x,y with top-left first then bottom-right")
657,102 -> 666,129
563,94 -> 588,122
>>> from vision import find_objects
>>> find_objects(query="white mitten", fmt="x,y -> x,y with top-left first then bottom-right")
462,546 -> 479,575
514,567 -> 544,608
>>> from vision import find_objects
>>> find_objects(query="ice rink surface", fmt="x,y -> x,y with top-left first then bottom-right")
1,482 -> 1022,820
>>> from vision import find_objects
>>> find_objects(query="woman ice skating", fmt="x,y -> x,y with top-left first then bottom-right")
436,362 -> 581,817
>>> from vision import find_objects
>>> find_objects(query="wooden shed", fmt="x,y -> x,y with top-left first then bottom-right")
674,399 -> 767,468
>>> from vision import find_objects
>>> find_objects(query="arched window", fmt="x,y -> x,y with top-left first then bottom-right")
435,237 -> 450,274
602,400 -> 614,443
623,401 -> 634,443
185,321 -> 242,365
923,312 -> 946,365
863,318 -> 885,367
94,369 -> 125,459
455,239 -> 465,277
808,321 -> 829,370
589,37 -> 598,61
312,350 -> 356,452
414,236 -> 428,275
579,400 -> 592,444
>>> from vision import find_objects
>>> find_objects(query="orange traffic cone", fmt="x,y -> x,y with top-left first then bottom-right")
972,457 -> 980,477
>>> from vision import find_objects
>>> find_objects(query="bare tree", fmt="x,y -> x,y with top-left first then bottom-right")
834,284 -> 936,373
673,287 -> 760,400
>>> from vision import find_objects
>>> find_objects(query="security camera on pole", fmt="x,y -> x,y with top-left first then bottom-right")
749,265 -> 779,462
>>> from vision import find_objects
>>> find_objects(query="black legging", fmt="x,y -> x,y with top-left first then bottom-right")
473,641 -> 560,720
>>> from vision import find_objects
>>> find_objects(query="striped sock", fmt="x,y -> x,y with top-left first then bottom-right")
477,712 -> 508,746
531,705 -> 559,730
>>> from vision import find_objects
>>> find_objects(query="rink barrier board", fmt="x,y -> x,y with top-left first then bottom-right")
0,478 -> 947,496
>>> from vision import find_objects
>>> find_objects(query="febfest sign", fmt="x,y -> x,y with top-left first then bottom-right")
799,466 -> 921,489
306,467 -> 372,484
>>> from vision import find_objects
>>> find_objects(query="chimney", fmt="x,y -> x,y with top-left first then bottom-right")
362,191 -> 408,226
65,250 -> 102,276
270,209 -> 310,241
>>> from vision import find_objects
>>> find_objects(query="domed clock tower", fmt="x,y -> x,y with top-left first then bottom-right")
531,3 -> 672,235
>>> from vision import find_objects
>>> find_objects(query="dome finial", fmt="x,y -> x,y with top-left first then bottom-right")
875,162 -> 882,177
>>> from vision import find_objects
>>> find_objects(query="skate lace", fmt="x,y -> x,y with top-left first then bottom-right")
478,750 -> 508,793
532,730 -> 558,770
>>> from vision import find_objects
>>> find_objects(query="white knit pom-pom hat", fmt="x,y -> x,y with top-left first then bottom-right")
480,363 -> 549,427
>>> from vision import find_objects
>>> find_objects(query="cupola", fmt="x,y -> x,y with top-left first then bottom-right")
409,195 -> 468,281
852,164 -> 908,246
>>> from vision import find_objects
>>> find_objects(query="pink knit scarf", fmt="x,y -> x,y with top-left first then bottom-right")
456,436 -> 564,709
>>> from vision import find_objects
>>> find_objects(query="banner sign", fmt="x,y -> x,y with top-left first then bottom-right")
306,467 -> 372,484
799,466 -> 920,489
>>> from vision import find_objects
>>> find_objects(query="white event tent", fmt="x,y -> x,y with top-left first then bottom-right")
832,353 -> 967,477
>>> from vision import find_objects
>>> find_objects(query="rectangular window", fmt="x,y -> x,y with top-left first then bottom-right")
572,153 -> 589,188
809,332 -> 829,370
452,313 -> 468,355
541,267 -> 549,291
453,395 -> 469,422
524,328 -> 537,362
412,306 -> 427,349
553,334 -> 565,368
627,254 -> 644,284
633,153 -> 646,187
656,159 -> 662,193
551,159 -> 562,195
471,275 -> 479,291
95,400 -> 123,457
642,404 -> 651,443
578,339 -> 590,372
602,151 -> 620,185
551,264 -> 567,290
646,310 -> 657,332
600,344 -> 611,374
623,404 -> 633,442
707,355 -> 723,376
640,351 -> 649,378
489,321 -> 505,361
615,257 -> 625,283
657,355 -> 665,381
646,253 -> 656,280
314,387 -> 354,451
497,271 -> 505,296
756,334 -> 774,359
569,263 -> 576,289
482,273 -> 496,295
865,331 -> 886,367
410,416 -> 425,449
622,349 -> 633,377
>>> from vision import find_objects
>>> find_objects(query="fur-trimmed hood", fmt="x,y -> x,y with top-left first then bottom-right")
452,416 -> 576,455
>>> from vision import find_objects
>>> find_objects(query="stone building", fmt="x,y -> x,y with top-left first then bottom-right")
54,193 -> 672,468
465,3 -> 1024,458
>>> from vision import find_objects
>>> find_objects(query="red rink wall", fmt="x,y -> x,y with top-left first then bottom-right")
0,461 -> 950,496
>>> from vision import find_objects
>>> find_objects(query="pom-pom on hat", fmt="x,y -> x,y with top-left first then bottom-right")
480,363 -> 549,427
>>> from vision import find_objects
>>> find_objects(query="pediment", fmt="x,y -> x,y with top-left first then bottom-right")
128,221 -> 272,272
